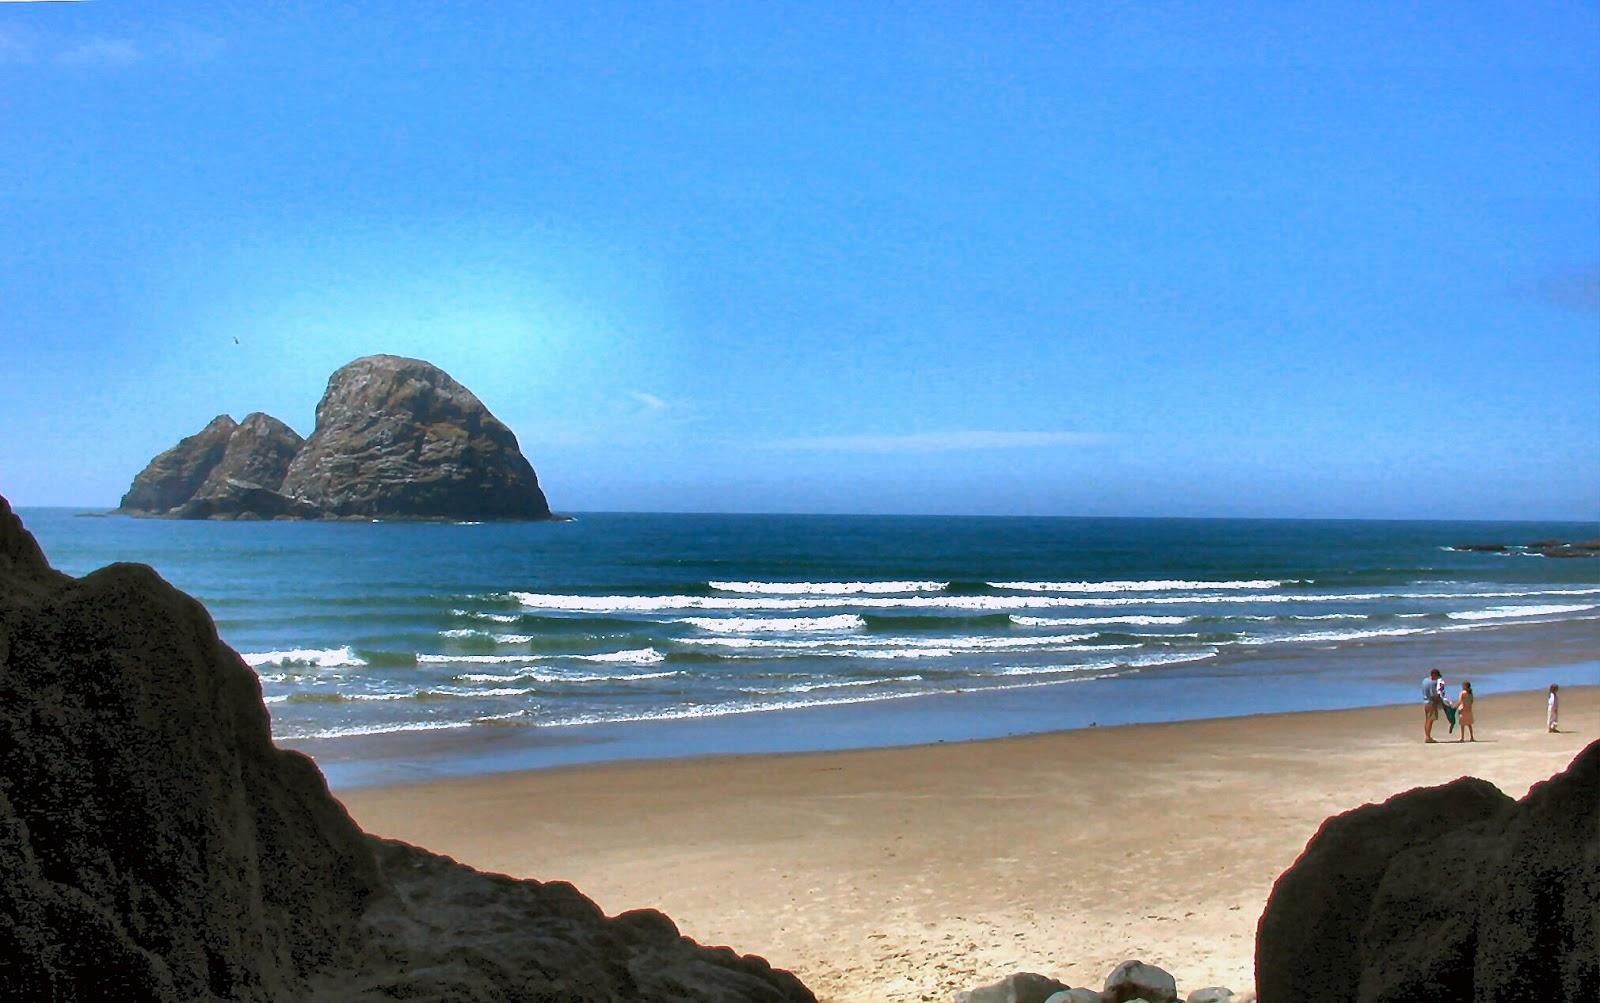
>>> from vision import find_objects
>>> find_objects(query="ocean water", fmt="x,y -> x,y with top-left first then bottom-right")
21,509 -> 1600,775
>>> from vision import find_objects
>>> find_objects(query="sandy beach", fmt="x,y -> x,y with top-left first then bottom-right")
337,686 -> 1596,1001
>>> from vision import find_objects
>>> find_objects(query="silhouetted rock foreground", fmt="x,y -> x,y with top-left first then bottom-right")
118,355 -> 553,521
0,496 -> 810,1001
1256,739 -> 1599,1002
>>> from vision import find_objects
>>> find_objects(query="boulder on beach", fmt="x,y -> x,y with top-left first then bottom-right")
117,355 -> 554,521
1102,960 -> 1178,1003
0,494 -> 810,1001
955,972 -> 1071,1003
1256,741 -> 1600,1002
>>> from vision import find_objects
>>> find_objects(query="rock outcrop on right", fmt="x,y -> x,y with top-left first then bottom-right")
0,495 -> 809,1002
1256,741 -> 1600,1002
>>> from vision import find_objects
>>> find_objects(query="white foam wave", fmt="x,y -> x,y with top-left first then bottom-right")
452,609 -> 521,622
688,632 -> 1098,652
242,647 -> 365,668
1446,603 -> 1598,621
543,688 -> 945,728
454,669 -> 681,685
1284,613 -> 1366,620
710,580 -> 947,594
418,647 -> 665,666
575,648 -> 666,664
990,661 -> 1118,677
438,628 -> 482,638
741,675 -> 926,695
513,586 -> 1600,613
293,719 -> 476,740
1239,627 -> 1429,645
684,614 -> 866,633
1125,649 -> 1219,667
492,633 -> 537,644
1011,615 -> 1189,627
991,579 -> 1288,593
985,649 -> 1216,677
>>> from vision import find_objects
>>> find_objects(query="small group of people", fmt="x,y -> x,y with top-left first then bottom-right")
1421,671 -> 1564,743
1422,668 -> 1475,743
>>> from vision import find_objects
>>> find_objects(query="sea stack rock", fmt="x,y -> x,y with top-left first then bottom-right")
117,356 -> 554,521
119,412 -> 308,519
279,355 -> 550,521
197,411 -> 305,499
0,495 -> 811,1001
119,414 -> 240,514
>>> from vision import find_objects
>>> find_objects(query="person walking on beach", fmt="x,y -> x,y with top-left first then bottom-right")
1423,668 -> 1448,743
1548,684 -> 1560,733
1456,680 -> 1475,742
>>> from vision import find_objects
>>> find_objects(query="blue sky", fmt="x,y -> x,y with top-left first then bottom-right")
2,2 -> 1596,519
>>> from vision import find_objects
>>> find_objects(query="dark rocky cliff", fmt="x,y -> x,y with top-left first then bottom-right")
116,356 -> 553,521
0,496 -> 810,1001
1256,741 -> 1599,1002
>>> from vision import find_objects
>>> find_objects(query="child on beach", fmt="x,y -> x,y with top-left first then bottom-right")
1548,684 -> 1560,733
1456,681 -> 1474,742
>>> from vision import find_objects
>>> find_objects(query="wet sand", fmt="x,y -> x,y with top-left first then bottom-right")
336,685 -> 1596,1001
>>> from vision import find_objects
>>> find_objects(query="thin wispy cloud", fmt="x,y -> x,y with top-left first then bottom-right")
765,430 -> 1104,453
58,37 -> 143,68
0,27 -> 31,64
0,20 -> 224,69
628,391 -> 669,413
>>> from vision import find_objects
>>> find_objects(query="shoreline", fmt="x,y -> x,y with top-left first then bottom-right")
337,686 -> 1596,1002
290,620 -> 1600,788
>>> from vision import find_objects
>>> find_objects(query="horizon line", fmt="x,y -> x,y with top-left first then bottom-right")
13,503 -> 1600,527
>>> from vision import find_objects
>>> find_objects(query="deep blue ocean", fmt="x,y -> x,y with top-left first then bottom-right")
21,509 -> 1600,782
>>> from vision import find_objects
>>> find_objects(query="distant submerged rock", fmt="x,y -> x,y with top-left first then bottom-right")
117,355 -> 553,521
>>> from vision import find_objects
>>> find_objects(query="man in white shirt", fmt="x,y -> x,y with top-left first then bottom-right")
1423,668 -> 1446,743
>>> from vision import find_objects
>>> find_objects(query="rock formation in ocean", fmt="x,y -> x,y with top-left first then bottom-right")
119,410 -> 311,520
278,354 -> 550,521
1255,741 -> 1599,1002
0,495 -> 810,1001
119,413 -> 241,514
1448,539 -> 1600,559
117,355 -> 552,521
